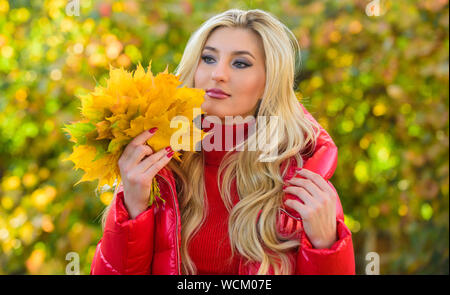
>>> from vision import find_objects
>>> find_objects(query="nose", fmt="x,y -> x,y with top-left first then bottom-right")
211,60 -> 229,83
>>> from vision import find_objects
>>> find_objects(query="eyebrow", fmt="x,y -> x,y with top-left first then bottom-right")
203,46 -> 256,60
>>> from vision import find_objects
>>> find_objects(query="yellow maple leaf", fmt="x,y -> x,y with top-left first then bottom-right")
64,62 -> 207,201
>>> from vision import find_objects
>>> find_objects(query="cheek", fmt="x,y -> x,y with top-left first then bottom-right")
236,74 -> 265,103
194,65 -> 208,88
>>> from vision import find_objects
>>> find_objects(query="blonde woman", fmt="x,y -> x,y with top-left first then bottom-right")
90,9 -> 355,275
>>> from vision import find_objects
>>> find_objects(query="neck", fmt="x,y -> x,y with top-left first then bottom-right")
199,115 -> 256,166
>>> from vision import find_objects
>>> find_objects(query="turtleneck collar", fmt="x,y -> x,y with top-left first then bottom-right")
198,114 -> 256,166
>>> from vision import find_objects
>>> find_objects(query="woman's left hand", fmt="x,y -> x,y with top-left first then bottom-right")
283,168 -> 338,249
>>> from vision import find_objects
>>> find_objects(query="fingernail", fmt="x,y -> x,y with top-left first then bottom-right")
165,146 -> 172,153
149,127 -> 158,134
282,185 -> 288,190
295,167 -> 302,171
167,151 -> 174,158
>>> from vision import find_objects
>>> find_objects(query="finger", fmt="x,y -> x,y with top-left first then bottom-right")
131,128 -> 158,146
143,148 -> 175,178
286,177 -> 325,202
283,185 -> 318,208
284,199 -> 310,220
129,144 -> 153,166
122,128 -> 157,159
295,168 -> 335,197
137,146 -> 172,172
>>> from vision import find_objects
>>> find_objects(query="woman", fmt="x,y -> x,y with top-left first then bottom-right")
90,9 -> 355,275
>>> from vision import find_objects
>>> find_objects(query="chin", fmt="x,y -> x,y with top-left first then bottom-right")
201,104 -> 224,118
204,112 -> 225,120
202,103 -> 251,119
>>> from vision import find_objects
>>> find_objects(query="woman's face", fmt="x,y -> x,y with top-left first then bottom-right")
194,27 -> 266,121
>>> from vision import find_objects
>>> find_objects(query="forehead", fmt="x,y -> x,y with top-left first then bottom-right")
204,27 -> 265,58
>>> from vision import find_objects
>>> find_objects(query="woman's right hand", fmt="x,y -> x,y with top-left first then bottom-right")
118,128 -> 174,219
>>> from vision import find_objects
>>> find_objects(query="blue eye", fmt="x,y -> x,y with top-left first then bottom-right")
201,55 -> 215,64
234,61 -> 251,69
201,55 -> 251,69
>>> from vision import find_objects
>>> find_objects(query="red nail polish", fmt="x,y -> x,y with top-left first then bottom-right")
149,127 -> 158,134
167,151 -> 174,158
282,185 -> 288,190
165,146 -> 172,153
295,167 -> 302,171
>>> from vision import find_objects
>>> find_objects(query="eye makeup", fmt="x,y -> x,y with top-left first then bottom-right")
200,54 -> 252,68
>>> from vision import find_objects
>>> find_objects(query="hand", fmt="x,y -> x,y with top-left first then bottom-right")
283,168 -> 338,249
118,128 -> 174,219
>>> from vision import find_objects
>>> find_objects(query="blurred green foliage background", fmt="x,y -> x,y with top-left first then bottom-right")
0,0 -> 448,274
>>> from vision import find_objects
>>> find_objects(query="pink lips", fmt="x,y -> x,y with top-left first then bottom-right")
206,88 -> 231,99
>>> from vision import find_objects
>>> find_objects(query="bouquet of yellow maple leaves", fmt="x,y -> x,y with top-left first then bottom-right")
63,62 -> 205,204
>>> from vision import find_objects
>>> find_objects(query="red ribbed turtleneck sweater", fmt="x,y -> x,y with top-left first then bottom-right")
188,115 -> 256,275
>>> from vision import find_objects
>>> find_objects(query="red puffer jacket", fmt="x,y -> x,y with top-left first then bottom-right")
90,103 -> 355,275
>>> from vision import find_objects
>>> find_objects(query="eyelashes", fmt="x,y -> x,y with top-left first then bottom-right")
201,55 -> 252,69
201,55 -> 215,64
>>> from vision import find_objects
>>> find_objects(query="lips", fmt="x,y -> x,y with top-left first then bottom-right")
206,88 -> 230,99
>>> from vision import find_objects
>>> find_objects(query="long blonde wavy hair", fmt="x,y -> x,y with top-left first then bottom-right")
102,8 -> 320,275
173,9 -> 320,275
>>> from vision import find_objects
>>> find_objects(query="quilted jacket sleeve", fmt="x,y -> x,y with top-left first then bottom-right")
285,103 -> 355,274
295,181 -> 355,275
90,185 -> 155,275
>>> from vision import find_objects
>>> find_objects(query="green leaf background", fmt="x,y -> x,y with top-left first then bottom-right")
0,0 -> 448,274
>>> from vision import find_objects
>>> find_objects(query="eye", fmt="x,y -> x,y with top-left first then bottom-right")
201,55 -> 215,64
201,55 -> 251,69
234,60 -> 251,69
